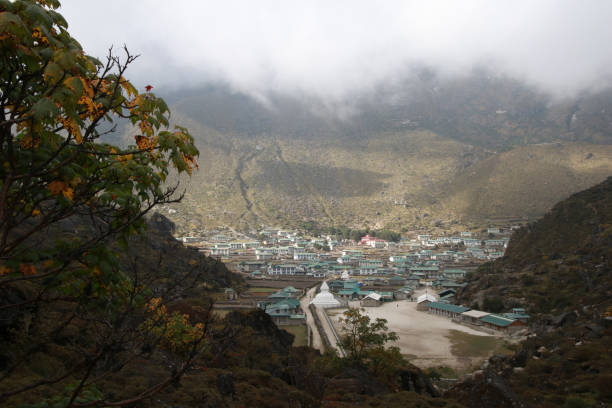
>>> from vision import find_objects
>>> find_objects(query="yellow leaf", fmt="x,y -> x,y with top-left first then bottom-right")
63,76 -> 84,97
62,186 -> 74,201
120,77 -> 138,98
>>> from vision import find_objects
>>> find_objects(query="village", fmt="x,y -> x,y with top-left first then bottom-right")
179,225 -> 529,370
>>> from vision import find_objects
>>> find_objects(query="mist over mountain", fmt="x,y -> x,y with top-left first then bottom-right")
164,69 -> 612,149
144,70 -> 612,233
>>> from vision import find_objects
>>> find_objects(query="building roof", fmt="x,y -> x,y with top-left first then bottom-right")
480,314 -> 518,327
396,286 -> 413,293
276,298 -> 300,308
338,289 -> 359,295
427,302 -> 470,314
502,313 -> 531,320
364,293 -> 382,301
268,291 -> 293,299
417,293 -> 437,303
461,310 -> 490,319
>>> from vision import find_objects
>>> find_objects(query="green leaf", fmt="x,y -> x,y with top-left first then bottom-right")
63,76 -> 83,97
24,4 -> 53,28
0,11 -> 25,33
31,97 -> 59,120
47,10 -> 67,28
43,61 -> 63,83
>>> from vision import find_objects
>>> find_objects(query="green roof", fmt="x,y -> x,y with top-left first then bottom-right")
502,313 -> 530,320
268,291 -> 294,299
427,302 -> 470,314
276,298 -> 300,308
444,269 -> 466,273
480,314 -> 517,327
410,266 -> 439,271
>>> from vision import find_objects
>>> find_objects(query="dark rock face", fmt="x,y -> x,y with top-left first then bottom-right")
398,366 -> 439,397
324,368 -> 388,398
149,212 -> 176,235
225,309 -> 294,350
451,177 -> 612,407
446,370 -> 529,408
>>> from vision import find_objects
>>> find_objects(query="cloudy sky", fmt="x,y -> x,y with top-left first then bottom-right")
60,1 -> 612,99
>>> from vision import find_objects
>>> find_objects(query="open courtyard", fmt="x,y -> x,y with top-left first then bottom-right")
328,297 -> 511,372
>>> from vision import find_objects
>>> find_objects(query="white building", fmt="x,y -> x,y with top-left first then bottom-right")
211,244 -> 230,257
294,252 -> 317,261
310,282 -> 341,308
255,248 -> 274,260
268,264 -> 300,275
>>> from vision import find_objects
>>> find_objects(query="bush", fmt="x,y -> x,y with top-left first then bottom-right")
482,296 -> 505,313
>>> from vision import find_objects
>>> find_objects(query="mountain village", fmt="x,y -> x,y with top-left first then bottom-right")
178,225 -> 530,367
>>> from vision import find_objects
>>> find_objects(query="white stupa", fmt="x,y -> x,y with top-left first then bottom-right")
310,281 -> 341,308
341,270 -> 350,280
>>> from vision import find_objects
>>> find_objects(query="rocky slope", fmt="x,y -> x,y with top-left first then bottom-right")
148,73 -> 612,233
449,177 -> 612,407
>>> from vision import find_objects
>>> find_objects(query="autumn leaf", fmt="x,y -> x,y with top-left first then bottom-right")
47,180 -> 74,200
47,180 -> 66,195
19,264 -> 37,276
135,135 -> 151,150
120,77 -> 138,98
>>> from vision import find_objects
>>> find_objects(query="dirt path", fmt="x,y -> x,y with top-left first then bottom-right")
316,307 -> 345,356
301,285 -> 323,352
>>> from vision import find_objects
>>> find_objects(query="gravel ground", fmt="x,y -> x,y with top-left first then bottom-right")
329,296 -> 500,370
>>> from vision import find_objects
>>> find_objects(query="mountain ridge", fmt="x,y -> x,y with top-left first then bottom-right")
144,72 -> 612,233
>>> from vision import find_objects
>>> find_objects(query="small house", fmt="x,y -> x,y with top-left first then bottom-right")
461,310 -> 490,325
360,293 -> 383,307
427,302 -> 469,319
479,314 -> 526,334
416,293 -> 437,311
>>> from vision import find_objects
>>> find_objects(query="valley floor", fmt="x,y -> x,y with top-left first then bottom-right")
328,295 -> 508,372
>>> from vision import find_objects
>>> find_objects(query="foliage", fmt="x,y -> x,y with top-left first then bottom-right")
338,308 -> 401,366
0,1 -> 208,405
481,296 -> 504,313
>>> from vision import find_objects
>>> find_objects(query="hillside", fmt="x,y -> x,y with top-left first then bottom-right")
149,74 -> 612,233
449,177 -> 612,407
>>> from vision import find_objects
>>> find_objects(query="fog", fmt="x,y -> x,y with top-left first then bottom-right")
60,1 -> 612,100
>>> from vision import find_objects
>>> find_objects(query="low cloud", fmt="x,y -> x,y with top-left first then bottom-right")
62,0 -> 612,100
